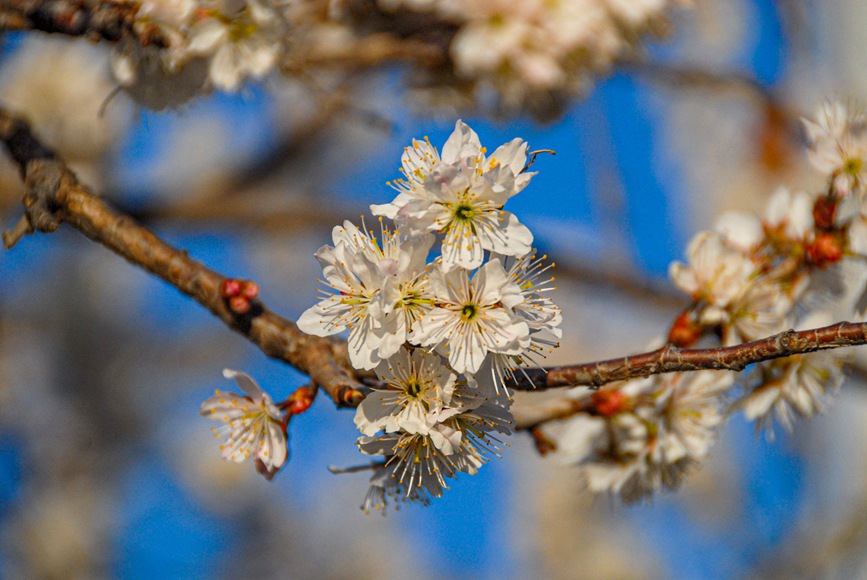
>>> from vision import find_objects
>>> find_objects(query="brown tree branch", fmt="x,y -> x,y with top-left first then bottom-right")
508,324 -> 867,391
0,107 -> 364,407
4,106 -> 867,418
0,0 -> 168,46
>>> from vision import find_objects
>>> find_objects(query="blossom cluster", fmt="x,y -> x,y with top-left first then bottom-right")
377,0 -> 689,113
114,0 -> 688,115
559,371 -> 731,504
298,121 -> 562,510
112,0 -> 286,105
554,100 -> 863,502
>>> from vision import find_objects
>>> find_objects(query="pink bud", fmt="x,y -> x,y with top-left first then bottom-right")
221,278 -> 242,298
228,295 -> 251,314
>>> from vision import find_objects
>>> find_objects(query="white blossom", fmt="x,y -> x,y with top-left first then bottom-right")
111,40 -> 209,110
355,382 -> 513,507
725,276 -> 799,345
298,221 -> 433,370
484,250 -> 562,391
372,120 -> 535,271
803,100 -> 867,197
714,211 -> 763,253
186,0 -> 283,92
736,313 -> 845,437
0,37 -> 131,164
669,231 -> 757,326
199,369 -> 288,474
137,0 -> 196,28
354,347 -> 457,436
764,186 -> 815,241
411,259 -> 530,375
359,463 -> 434,513
559,371 -> 731,503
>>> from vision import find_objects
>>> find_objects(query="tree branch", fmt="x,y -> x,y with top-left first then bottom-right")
0,107 -> 364,407
508,324 -> 867,391
4,106 -> 867,417
0,0 -> 168,46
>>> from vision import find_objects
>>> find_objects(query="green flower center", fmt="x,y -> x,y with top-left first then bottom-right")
454,203 -> 475,221
844,157 -> 863,175
406,378 -> 422,398
461,304 -> 478,321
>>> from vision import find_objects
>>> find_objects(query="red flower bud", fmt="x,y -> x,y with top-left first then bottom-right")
228,295 -> 251,314
221,278 -> 242,298
807,233 -> 844,267
286,387 -> 315,415
590,389 -> 628,417
813,197 -> 838,231
241,280 -> 259,300
668,309 -> 702,348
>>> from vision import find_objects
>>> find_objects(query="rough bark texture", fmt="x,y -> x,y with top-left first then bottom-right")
0,0 -> 168,46
507,325 -> 867,390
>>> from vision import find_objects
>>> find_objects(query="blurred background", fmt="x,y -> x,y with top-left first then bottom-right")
2,0 -> 867,578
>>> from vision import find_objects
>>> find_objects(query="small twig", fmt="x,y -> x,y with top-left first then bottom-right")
508,324 -> 867,391
2,214 -> 32,248
328,462 -> 384,475
522,149 -> 556,174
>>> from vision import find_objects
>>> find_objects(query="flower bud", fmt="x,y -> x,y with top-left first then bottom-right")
807,232 -> 844,267
241,280 -> 259,299
228,295 -> 251,314
589,389 -> 629,417
813,196 -> 838,231
668,309 -> 703,347
221,278 -> 242,297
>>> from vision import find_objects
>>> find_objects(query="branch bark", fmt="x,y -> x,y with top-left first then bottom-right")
508,324 -> 867,391
0,0 -> 168,46
4,106 -> 867,414
0,107 -> 364,407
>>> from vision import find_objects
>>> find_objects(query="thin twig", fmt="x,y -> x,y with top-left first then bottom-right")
508,324 -> 867,391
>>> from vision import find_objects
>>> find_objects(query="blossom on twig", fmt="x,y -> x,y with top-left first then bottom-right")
199,369 -> 288,479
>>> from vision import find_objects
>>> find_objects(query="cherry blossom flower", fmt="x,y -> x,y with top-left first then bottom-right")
735,312 -> 846,437
186,0 -> 283,92
803,100 -> 867,197
372,121 -> 535,271
737,351 -> 843,438
725,276 -> 800,345
356,428 -> 458,505
411,258 -> 530,375
111,40 -> 209,110
199,369 -> 288,476
714,211 -> 764,253
559,371 -> 731,503
355,382 -> 513,507
298,221 -> 433,370
669,231 -> 757,326
354,347 -> 457,436
359,463 -> 434,512
485,251 -> 562,391
763,187 -> 815,242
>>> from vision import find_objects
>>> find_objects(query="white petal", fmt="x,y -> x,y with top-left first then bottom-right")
222,368 -> 266,403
